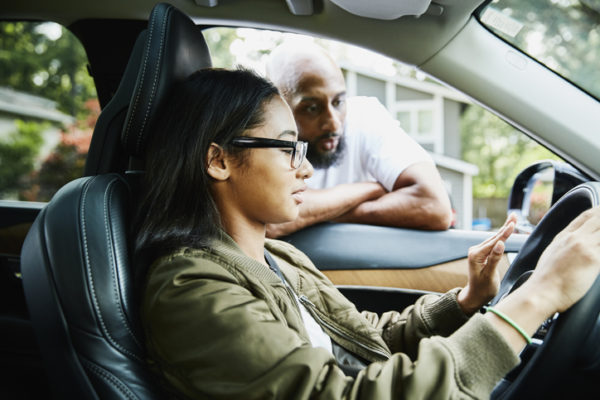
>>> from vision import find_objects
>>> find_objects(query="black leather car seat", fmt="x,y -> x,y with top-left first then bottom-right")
85,2 -> 212,175
20,3 -> 212,399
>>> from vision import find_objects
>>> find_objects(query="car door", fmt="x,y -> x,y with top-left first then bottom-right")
0,19 -> 99,397
284,223 -> 528,313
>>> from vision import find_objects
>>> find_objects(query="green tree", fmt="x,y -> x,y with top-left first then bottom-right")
204,28 -> 239,67
461,105 -> 561,198
204,27 -> 286,69
0,21 -> 96,118
22,99 -> 98,202
486,0 -> 600,98
1,21 -> 97,201
0,120 -> 45,198
27,140 -> 86,202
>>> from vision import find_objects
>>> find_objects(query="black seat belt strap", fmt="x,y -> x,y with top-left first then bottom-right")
264,249 -> 287,283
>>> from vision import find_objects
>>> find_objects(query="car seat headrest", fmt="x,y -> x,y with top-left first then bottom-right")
121,2 -> 212,159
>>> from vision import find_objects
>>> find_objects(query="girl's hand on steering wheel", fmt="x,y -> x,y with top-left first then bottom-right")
457,213 -> 517,315
525,206 -> 600,315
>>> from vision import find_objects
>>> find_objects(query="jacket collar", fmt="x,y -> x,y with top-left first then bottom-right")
207,232 -> 285,287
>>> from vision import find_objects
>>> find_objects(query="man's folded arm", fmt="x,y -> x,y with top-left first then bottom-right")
266,182 -> 385,238
334,162 -> 452,230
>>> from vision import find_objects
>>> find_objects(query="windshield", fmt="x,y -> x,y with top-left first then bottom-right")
478,0 -> 600,100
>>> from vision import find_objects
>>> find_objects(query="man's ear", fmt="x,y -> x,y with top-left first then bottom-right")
206,143 -> 230,181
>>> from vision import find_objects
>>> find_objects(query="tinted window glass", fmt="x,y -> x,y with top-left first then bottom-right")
0,22 -> 97,201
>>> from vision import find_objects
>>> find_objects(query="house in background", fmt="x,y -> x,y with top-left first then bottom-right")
0,87 -> 73,162
341,65 -> 478,230
1,73 -> 478,228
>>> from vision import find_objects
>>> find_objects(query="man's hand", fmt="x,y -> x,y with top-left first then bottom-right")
267,162 -> 453,238
266,182 -> 386,238
457,213 -> 517,315
334,162 -> 453,230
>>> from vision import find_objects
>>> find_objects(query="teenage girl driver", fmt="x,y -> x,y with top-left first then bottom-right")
134,68 -> 600,400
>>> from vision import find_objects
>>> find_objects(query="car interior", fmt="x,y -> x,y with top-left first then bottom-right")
19,5 -> 211,398
1,0 -> 599,399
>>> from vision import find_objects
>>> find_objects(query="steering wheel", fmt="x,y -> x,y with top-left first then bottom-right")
489,182 -> 600,399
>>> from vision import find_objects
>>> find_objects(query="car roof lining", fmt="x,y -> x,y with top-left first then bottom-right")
10,0 -> 483,109
4,0 -> 483,67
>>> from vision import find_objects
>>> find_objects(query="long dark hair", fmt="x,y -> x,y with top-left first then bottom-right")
133,68 -> 279,267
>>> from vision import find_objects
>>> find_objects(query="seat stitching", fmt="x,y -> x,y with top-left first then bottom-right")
122,21 -> 152,144
104,180 -> 142,348
134,6 -> 171,154
81,357 -> 138,400
122,5 -> 167,146
81,176 -> 142,362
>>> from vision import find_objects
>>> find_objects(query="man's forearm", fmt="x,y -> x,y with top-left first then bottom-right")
334,184 -> 452,230
333,162 -> 453,230
266,182 -> 385,238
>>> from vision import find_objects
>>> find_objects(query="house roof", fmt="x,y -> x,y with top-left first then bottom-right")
340,62 -> 471,104
0,87 -> 74,125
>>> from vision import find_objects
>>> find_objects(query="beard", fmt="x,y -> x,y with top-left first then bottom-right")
306,133 -> 346,169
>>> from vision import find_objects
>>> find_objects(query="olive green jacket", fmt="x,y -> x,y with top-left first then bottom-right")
141,234 -> 519,399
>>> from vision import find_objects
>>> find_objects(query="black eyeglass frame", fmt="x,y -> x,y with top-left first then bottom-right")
230,137 -> 307,169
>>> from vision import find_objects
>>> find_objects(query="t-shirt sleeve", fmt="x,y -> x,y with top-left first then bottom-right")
351,97 -> 433,192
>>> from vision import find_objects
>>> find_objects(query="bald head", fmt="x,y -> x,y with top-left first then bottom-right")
266,43 -> 346,101
266,43 -> 348,168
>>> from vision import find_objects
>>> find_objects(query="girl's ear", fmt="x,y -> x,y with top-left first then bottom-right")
206,143 -> 230,181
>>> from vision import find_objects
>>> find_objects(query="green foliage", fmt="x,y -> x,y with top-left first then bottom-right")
0,21 -> 96,117
204,28 -> 239,67
0,120 -> 45,198
204,27 -> 286,69
22,100 -> 97,202
487,0 -> 600,98
0,21 -> 97,201
461,105 -> 562,198
30,141 -> 87,202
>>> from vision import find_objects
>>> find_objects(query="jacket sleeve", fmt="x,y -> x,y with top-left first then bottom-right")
278,240 -> 473,360
143,256 -> 519,400
359,288 -> 471,359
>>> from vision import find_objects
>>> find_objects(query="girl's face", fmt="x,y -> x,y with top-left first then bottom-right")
225,96 -> 313,226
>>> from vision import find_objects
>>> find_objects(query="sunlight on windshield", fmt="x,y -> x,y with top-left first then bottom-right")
479,0 -> 600,100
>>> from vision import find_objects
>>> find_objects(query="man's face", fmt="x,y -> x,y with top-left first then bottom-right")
286,62 -> 347,168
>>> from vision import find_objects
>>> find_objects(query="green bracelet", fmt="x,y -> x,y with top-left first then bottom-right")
484,306 -> 533,345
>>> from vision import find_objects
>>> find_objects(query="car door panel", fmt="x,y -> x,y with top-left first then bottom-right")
0,201 -> 43,256
284,223 -> 527,294
0,201 -> 43,312
321,255 -> 511,292
0,201 -> 47,397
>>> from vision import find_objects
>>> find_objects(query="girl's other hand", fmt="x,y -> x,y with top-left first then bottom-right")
522,206 -> 600,315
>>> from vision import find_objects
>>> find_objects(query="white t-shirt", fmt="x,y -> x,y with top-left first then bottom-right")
307,96 -> 432,192
296,297 -> 333,354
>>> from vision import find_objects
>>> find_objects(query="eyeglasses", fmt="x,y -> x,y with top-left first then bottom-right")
230,137 -> 308,169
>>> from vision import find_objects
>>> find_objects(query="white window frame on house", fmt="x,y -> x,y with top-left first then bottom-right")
344,67 -> 454,154
391,97 -> 444,154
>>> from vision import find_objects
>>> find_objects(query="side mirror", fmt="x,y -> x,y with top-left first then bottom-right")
508,161 -> 588,233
